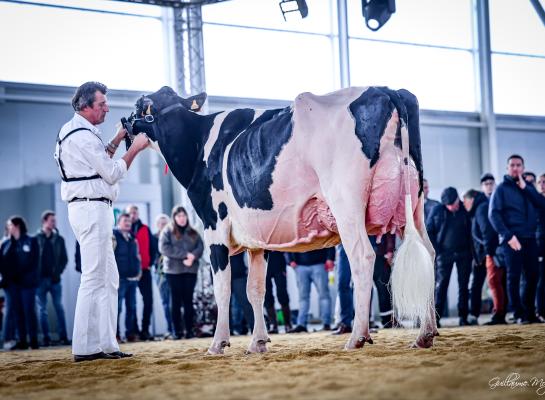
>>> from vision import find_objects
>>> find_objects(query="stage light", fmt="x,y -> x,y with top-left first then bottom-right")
362,0 -> 396,31
279,0 -> 308,21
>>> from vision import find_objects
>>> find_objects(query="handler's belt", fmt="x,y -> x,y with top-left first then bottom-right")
69,197 -> 112,207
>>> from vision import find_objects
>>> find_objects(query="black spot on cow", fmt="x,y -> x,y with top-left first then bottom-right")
396,89 -> 424,196
218,202 -> 228,220
210,244 -> 229,273
227,107 -> 293,210
349,87 -> 394,168
207,109 -> 255,191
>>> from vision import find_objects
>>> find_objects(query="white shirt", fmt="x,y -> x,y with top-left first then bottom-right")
55,113 -> 127,202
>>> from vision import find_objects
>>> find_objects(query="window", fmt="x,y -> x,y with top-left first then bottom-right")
203,24 -> 336,100
490,0 -> 545,116
0,1 -> 167,91
349,39 -> 477,112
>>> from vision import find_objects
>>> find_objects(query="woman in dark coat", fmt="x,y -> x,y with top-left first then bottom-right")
0,216 -> 39,349
159,206 -> 204,339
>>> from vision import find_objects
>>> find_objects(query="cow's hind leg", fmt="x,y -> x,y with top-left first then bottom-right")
246,249 -> 270,353
207,262 -> 232,355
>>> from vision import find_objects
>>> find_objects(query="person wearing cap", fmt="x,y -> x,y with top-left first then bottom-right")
489,155 -> 545,324
54,81 -> 149,362
480,173 -> 496,198
426,187 -> 472,326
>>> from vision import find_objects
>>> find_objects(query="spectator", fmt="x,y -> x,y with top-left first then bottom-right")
480,173 -> 496,198
35,211 -> 69,346
463,190 -> 499,325
229,252 -> 254,335
126,205 -> 157,341
264,251 -> 291,334
427,187 -> 472,327
0,216 -> 40,349
423,178 -> 441,221
370,234 -> 397,328
152,213 -> 174,338
332,245 -> 353,335
159,206 -> 204,339
489,155 -> 545,324
522,171 -> 536,186
287,248 -> 335,333
536,173 -> 545,322
1,223 -> 17,350
113,213 -> 141,342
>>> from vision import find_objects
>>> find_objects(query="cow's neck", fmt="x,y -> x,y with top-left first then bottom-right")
157,110 -> 216,188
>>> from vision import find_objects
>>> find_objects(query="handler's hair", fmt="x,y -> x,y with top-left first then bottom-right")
171,206 -> 199,241
8,215 -> 27,236
72,81 -> 107,111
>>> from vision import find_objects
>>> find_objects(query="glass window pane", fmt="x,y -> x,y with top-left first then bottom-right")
349,39 -> 477,112
15,0 -> 162,17
490,0 -> 545,56
203,25 -> 337,100
0,2 -> 167,91
492,54 -> 545,116
347,0 -> 473,49
202,0 -> 337,35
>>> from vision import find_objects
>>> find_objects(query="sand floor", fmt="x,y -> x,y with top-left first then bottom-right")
0,324 -> 544,400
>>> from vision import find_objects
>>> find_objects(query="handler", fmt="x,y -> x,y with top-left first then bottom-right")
54,81 -> 149,362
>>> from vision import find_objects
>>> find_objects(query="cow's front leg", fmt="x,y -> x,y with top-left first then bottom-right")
412,193 -> 439,348
207,262 -> 232,355
342,234 -> 376,350
246,249 -> 270,353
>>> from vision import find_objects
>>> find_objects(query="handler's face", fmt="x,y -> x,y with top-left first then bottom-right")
88,91 -> 109,125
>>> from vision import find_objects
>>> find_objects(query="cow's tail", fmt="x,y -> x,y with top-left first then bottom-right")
391,122 -> 435,329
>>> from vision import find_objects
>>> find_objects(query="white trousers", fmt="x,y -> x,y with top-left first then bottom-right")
68,201 -> 119,355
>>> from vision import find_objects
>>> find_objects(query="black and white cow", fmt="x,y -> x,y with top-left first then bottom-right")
129,86 -> 437,354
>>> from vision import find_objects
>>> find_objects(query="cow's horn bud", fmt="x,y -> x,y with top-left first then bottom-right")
146,104 -> 151,115
191,100 -> 199,110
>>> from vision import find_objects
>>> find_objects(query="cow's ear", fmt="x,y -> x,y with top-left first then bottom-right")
184,92 -> 207,112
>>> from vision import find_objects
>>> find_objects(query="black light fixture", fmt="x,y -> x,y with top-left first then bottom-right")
362,0 -> 396,31
279,0 -> 308,21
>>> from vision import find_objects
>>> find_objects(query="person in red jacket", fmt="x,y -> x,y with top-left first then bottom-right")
126,205 -> 157,341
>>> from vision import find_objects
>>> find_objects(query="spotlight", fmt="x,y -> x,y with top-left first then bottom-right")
362,0 -> 396,31
279,0 -> 308,21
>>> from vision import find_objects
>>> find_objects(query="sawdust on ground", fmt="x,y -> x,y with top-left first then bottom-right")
0,324 -> 544,400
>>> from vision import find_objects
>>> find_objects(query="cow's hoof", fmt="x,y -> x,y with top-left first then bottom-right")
207,340 -> 230,355
355,336 -> 374,349
411,332 -> 436,349
246,338 -> 271,354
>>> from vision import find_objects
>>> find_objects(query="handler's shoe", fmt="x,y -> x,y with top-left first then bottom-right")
74,352 -> 120,362
288,325 -> 308,333
108,351 -> 133,358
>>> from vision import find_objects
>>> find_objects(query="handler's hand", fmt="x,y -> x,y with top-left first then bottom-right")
131,133 -> 149,152
115,122 -> 127,141
508,235 -> 522,251
183,253 -> 195,267
384,251 -> 394,267
324,260 -> 335,272
289,261 -> 297,268
517,176 -> 527,190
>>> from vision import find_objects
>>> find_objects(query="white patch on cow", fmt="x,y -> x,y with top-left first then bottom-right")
203,112 -> 228,163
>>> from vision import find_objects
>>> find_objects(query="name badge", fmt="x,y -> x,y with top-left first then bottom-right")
22,244 -> 31,252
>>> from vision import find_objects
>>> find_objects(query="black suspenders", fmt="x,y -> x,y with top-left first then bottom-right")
56,128 -> 101,182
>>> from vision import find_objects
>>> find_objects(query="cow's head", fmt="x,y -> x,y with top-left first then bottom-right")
124,86 -> 207,151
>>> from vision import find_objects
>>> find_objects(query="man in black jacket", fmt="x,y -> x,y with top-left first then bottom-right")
35,211 -> 69,346
427,187 -> 472,326
287,248 -> 335,332
489,155 -> 545,324
424,178 -> 441,221
463,190 -> 501,324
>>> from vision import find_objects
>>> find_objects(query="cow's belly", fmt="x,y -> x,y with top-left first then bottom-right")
365,146 -> 419,236
227,192 -> 340,253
